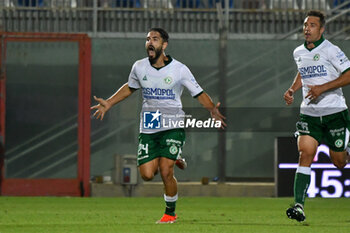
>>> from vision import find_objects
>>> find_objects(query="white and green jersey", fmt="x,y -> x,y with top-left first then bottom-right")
128,56 -> 203,133
294,37 -> 350,116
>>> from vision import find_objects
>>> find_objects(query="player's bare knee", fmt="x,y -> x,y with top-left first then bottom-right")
160,169 -> 173,181
160,170 -> 170,179
298,149 -> 315,166
141,172 -> 154,181
334,160 -> 347,169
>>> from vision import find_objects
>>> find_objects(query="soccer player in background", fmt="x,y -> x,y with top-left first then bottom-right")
91,28 -> 226,223
283,10 -> 350,222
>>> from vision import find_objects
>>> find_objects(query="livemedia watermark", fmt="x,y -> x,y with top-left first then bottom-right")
143,110 -> 222,129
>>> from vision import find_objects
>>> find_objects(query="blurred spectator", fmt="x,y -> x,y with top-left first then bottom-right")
175,0 -> 201,8
208,0 -> 234,8
144,0 -> 173,8
242,0 -> 262,9
80,0 -> 92,7
115,0 -> 141,7
100,0 -> 109,7
333,0 -> 350,9
3,0 -> 15,7
18,0 -> 43,6
50,0 -> 77,7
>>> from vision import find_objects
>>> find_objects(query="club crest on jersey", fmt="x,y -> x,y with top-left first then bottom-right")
143,75 -> 148,81
313,54 -> 320,61
164,77 -> 172,84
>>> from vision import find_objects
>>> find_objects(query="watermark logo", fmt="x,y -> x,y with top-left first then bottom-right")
143,110 -> 221,129
143,110 -> 162,129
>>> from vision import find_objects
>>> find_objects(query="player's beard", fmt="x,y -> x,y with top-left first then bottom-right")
147,46 -> 162,65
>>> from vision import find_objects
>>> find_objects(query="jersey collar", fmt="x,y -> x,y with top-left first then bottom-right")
304,35 -> 325,51
151,55 -> 173,70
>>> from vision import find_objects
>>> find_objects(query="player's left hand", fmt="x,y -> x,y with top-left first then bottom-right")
305,85 -> 325,101
210,102 -> 226,129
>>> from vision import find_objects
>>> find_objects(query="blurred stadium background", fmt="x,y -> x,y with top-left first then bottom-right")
0,0 -> 350,197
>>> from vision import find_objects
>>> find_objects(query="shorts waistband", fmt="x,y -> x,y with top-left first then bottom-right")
300,109 -> 348,120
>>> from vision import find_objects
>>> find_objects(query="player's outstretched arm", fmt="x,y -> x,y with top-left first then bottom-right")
284,72 -> 302,105
306,69 -> 350,101
196,92 -> 226,129
91,83 -> 135,120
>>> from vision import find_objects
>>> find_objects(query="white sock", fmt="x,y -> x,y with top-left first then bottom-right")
164,193 -> 178,202
296,166 -> 311,175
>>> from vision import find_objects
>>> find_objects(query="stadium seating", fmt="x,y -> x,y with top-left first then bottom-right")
175,0 -> 234,8
115,0 -> 141,7
0,0 -> 349,38
175,0 -> 201,8
17,0 -> 43,6
208,0 -> 234,8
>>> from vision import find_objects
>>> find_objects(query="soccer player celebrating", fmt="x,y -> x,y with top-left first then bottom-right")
91,28 -> 226,223
283,10 -> 350,222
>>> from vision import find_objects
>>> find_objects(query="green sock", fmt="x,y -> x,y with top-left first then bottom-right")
294,172 -> 310,206
165,201 -> 176,216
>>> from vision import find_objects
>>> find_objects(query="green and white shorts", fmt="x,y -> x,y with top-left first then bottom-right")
137,128 -> 185,166
296,110 -> 350,152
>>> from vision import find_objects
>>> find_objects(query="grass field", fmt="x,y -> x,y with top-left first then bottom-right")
0,197 -> 349,233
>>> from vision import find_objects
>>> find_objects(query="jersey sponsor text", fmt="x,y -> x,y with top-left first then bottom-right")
299,65 -> 327,79
142,87 -> 176,100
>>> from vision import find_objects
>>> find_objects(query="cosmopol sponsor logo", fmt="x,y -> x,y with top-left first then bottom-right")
142,87 -> 175,100
299,65 -> 327,79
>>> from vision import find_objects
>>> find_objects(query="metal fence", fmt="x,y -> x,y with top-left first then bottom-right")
1,1 -> 350,38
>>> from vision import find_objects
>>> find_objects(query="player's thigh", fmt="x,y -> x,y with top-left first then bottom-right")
139,158 -> 160,179
297,135 -> 319,166
329,150 -> 348,169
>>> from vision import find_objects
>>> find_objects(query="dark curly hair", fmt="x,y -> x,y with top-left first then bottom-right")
149,28 -> 169,42
306,10 -> 326,27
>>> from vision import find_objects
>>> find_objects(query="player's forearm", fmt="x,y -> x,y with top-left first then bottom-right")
290,72 -> 302,92
319,70 -> 350,92
197,92 -> 215,111
106,83 -> 134,106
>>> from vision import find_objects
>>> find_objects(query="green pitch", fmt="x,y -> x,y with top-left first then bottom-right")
0,197 -> 349,233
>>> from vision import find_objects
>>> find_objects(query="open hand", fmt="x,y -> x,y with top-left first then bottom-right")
90,96 -> 112,120
210,102 -> 227,129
